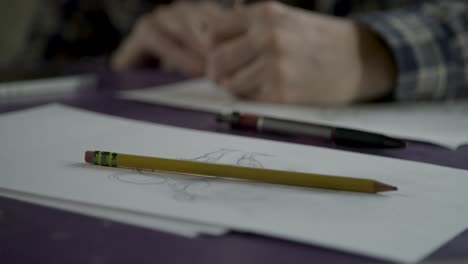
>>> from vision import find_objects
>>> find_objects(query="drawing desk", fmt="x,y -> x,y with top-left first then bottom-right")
1,66 -> 467,264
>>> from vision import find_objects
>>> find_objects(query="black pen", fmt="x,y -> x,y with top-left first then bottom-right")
216,111 -> 406,149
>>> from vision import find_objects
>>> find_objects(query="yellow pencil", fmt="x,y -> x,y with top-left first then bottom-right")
84,151 -> 397,193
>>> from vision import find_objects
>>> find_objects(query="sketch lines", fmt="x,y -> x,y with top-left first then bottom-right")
190,148 -> 235,163
187,148 -> 272,168
237,154 -> 264,168
107,148 -> 274,202
108,169 -> 167,185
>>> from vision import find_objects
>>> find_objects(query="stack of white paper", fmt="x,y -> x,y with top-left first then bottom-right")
120,78 -> 468,149
0,75 -> 95,103
0,188 -> 226,237
1,104 -> 468,263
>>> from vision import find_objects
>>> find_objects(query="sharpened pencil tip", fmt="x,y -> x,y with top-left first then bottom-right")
375,182 -> 398,193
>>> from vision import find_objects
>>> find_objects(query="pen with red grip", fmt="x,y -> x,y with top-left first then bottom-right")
216,111 -> 406,149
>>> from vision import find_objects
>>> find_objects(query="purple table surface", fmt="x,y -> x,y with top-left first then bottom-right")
1,68 -> 468,264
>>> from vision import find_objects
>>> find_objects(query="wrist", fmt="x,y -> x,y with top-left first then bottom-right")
354,22 -> 397,102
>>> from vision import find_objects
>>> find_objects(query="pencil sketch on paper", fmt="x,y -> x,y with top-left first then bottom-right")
107,149 -> 274,202
237,154 -> 264,168
109,169 -> 167,185
190,148 -> 235,163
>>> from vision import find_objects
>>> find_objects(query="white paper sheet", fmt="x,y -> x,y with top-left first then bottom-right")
0,188 -> 226,237
1,104 -> 468,263
120,78 -> 468,149
0,75 -> 94,103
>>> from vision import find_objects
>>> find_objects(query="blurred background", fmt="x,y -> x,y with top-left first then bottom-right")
0,0 -> 175,67
0,0 -> 315,68
0,0 -> 38,66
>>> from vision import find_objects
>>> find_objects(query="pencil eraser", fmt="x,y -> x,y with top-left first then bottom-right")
84,151 -> 93,163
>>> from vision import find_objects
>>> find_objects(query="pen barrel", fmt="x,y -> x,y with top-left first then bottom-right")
225,112 -> 405,148
332,128 -> 400,148
260,118 -> 331,139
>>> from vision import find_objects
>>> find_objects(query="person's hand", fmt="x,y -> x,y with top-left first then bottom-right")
208,1 -> 397,105
111,0 -> 224,76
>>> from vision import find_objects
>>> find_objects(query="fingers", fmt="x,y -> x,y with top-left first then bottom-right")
190,1 -> 227,49
208,1 -> 291,82
110,38 -> 140,70
211,9 -> 248,45
148,29 -> 205,76
221,56 -> 266,98
111,14 -> 161,70
220,55 -> 290,104
113,1 -> 227,75
254,59 -> 291,103
156,1 -> 225,57
207,9 -> 251,82
154,4 -> 202,57
112,12 -> 205,75
208,31 -> 260,82
211,0 -> 289,44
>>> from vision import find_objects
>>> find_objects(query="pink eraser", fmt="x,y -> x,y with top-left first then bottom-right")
84,151 -> 93,163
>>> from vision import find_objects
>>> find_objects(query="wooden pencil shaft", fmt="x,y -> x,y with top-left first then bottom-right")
88,151 -> 392,193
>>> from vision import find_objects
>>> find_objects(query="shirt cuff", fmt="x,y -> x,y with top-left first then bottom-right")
355,8 -> 457,101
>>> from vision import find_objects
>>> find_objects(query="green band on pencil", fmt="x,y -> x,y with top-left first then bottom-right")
91,151 -> 117,167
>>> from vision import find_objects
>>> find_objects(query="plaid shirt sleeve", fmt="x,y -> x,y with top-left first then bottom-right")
355,0 -> 468,101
